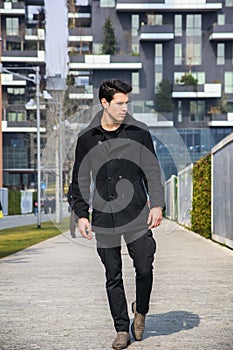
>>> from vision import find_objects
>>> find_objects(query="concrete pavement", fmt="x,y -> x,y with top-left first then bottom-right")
0,219 -> 232,350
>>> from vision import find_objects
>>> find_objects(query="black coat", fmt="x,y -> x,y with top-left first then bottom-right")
72,110 -> 165,234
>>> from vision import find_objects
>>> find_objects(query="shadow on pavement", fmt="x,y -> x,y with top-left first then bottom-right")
132,310 -> 200,340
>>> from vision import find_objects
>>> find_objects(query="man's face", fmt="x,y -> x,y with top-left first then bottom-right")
102,92 -> 129,125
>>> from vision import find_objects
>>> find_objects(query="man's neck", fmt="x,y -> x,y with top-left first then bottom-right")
101,111 -> 121,131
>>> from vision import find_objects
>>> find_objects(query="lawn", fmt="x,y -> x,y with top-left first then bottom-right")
0,221 -> 67,259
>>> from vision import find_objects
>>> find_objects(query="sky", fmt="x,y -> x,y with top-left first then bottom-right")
45,0 -> 68,77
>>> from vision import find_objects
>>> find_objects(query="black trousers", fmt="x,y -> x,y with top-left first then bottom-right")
97,231 -> 156,332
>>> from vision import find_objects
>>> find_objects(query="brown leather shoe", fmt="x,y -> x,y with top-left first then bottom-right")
131,301 -> 146,341
112,332 -> 130,349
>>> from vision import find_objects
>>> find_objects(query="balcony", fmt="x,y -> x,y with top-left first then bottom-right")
1,73 -> 27,86
25,28 -> 45,41
68,27 -> 93,43
133,112 -> 174,127
1,50 -> 45,64
0,1 -> 25,15
2,120 -> 46,133
69,54 -> 142,70
208,113 -> 233,127
116,0 -> 222,12
172,83 -> 222,98
209,24 -> 233,41
69,85 -> 94,100
140,24 -> 174,41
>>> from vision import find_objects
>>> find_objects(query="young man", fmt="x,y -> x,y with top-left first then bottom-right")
72,79 -> 165,349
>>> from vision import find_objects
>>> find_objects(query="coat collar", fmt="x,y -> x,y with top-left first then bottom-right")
87,109 -> 140,136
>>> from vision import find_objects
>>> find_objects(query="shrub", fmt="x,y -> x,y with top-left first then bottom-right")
191,153 -> 211,238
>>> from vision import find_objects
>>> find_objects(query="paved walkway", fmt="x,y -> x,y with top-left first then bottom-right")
0,220 -> 232,350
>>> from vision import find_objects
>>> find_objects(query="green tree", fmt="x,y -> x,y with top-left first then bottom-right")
102,17 -> 116,55
155,80 -> 173,112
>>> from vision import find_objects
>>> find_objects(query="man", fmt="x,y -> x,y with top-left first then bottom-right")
72,79 -> 165,349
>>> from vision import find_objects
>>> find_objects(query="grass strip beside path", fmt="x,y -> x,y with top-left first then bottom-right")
0,221 -> 63,259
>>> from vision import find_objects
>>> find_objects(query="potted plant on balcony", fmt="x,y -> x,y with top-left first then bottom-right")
179,73 -> 198,92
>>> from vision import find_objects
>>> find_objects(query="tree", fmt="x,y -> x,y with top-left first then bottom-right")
102,17 -> 116,55
155,80 -> 174,112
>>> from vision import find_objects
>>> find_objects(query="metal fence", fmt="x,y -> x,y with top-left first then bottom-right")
165,175 -> 178,221
211,133 -> 233,249
177,164 -> 193,228
0,188 -> 8,216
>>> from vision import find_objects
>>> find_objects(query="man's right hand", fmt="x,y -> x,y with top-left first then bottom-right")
78,217 -> 93,240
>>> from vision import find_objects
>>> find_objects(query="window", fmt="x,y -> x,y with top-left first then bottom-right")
174,43 -> 182,65
218,14 -> 225,25
132,72 -> 139,94
217,43 -> 225,65
132,15 -> 139,36
225,72 -> 233,93
132,15 -> 140,54
177,101 -> 183,122
186,15 -> 202,66
7,111 -> 25,122
154,44 -> 163,90
190,101 -> 205,122
226,0 -> 233,7
174,72 -> 205,85
175,15 -> 182,36
6,17 -> 19,36
186,15 -> 201,36
147,14 -> 163,26
7,87 -> 25,104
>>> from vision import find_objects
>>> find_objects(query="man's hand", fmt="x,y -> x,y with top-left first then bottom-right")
78,217 -> 93,240
147,207 -> 163,229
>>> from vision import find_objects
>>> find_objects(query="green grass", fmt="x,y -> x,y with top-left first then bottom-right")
0,221 -> 66,259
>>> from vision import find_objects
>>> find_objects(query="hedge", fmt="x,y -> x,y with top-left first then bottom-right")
191,153 -> 211,239
8,190 -> 21,215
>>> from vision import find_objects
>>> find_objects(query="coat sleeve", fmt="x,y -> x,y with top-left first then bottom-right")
72,134 -> 91,219
140,127 -> 165,210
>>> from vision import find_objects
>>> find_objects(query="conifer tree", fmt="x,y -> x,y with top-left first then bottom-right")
102,17 -> 116,55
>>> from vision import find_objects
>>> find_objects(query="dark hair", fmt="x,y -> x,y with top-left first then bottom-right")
99,79 -> 132,103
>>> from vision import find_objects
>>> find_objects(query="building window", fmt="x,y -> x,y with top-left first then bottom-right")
217,43 -> 225,65
132,14 -> 139,36
174,43 -> 182,65
100,0 -> 115,7
7,111 -> 25,122
217,14 -> 225,25
147,14 -> 163,26
186,14 -> 202,66
175,15 -> 182,36
174,72 -> 205,85
226,0 -> 233,7
154,44 -> 163,90
132,72 -> 140,94
7,87 -> 25,104
132,15 -> 140,54
178,101 -> 183,122
190,101 -> 205,122
6,17 -> 19,36
225,72 -> 233,93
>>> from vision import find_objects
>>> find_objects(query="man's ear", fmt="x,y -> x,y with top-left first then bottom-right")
101,98 -> 109,109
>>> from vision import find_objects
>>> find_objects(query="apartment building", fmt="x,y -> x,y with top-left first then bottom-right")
67,0 -> 233,178
0,0 -> 46,189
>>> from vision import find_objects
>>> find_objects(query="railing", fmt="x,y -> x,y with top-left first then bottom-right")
211,133 -> 233,249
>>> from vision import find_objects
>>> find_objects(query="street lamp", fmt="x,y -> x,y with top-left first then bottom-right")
0,65 -> 42,228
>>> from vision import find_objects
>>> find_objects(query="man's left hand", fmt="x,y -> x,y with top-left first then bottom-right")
147,207 -> 163,229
